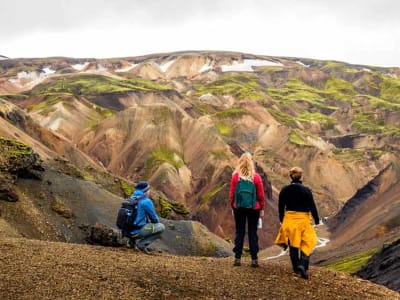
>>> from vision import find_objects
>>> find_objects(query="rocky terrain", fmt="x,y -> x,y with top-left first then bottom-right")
0,236 -> 399,300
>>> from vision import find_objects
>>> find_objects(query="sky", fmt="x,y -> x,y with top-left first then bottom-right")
1,0 -> 399,67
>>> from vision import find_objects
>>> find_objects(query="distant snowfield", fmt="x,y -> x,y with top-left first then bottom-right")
71,62 -> 90,71
221,59 -> 283,72
199,63 -> 213,73
115,63 -> 138,72
159,60 -> 175,72
8,66 -> 56,87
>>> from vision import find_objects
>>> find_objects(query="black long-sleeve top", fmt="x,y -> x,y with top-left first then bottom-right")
278,179 -> 320,224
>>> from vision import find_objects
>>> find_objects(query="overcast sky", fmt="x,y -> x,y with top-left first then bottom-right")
1,0 -> 399,67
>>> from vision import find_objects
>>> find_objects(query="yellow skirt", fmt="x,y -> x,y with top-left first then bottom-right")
274,211 -> 317,256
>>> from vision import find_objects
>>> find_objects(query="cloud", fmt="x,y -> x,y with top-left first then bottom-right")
1,0 -> 399,66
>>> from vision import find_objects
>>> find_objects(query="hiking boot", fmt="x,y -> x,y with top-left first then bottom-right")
137,243 -> 152,254
250,259 -> 259,268
297,265 -> 308,279
233,258 -> 241,266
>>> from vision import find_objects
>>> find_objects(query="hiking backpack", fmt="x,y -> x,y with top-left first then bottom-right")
116,197 -> 141,234
234,178 -> 257,209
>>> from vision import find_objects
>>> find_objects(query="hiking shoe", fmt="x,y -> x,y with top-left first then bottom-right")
251,259 -> 259,268
233,258 -> 241,266
297,265 -> 308,279
137,244 -> 152,254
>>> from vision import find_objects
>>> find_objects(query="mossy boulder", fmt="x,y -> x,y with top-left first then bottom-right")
0,137 -> 44,179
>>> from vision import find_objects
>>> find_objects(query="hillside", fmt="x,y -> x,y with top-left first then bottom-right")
0,236 -> 399,300
1,50 -> 400,293
2,51 -> 400,249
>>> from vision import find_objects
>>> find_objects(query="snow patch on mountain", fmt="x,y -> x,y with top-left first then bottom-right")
199,63 -> 213,73
159,60 -> 175,72
115,64 -> 138,72
71,62 -> 90,71
221,59 -> 283,72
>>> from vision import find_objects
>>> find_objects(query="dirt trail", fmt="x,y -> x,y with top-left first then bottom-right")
1,236 -> 399,300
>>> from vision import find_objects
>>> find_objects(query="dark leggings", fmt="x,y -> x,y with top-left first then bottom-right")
233,208 -> 260,260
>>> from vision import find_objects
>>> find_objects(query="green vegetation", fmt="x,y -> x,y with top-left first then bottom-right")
159,198 -> 190,218
297,112 -> 335,130
145,146 -> 184,175
194,73 -> 264,100
288,130 -> 309,146
215,122 -> 233,136
352,112 -> 385,134
267,79 -> 338,110
200,184 -> 226,206
266,107 -> 296,126
332,148 -> 366,162
324,248 -> 379,274
0,136 -> 33,160
380,76 -> 400,102
120,180 -> 135,198
367,95 -> 400,111
31,74 -> 172,96
324,77 -> 356,95
214,108 -> 246,119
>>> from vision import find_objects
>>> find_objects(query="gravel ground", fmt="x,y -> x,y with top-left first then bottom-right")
0,236 -> 399,300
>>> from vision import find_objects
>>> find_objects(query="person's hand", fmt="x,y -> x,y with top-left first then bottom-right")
260,210 -> 265,218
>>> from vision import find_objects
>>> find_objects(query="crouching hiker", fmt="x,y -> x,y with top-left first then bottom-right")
117,181 -> 165,253
274,167 -> 320,279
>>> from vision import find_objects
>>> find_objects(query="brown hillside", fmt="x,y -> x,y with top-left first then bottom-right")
0,236 -> 399,300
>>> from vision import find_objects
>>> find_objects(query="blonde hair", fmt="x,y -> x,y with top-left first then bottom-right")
289,166 -> 303,180
235,152 -> 255,180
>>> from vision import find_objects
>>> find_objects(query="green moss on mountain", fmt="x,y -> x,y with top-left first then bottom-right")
297,112 -> 335,130
120,180 -> 135,198
159,198 -> 190,218
266,107 -> 296,126
332,148 -> 366,162
268,79 -> 338,111
325,248 -> 379,274
145,146 -> 184,176
194,73 -> 264,100
31,74 -> 172,96
324,77 -> 356,96
200,184 -> 226,207
214,108 -> 246,119
215,123 -> 233,136
380,76 -> 400,103
352,112 -> 385,134
289,130 -> 310,146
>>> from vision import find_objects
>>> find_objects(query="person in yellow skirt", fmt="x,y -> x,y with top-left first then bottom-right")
275,167 -> 320,279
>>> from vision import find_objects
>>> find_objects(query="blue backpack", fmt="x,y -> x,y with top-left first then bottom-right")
234,178 -> 257,209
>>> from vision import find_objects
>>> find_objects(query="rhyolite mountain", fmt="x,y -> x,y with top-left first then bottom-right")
1,51 -> 400,286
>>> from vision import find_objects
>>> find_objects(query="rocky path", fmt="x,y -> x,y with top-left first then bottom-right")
0,236 -> 399,300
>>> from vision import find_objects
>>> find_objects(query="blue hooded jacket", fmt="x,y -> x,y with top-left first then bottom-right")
129,190 -> 160,234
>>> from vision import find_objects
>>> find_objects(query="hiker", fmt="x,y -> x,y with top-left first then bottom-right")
229,152 -> 265,267
127,181 -> 165,253
274,167 -> 320,279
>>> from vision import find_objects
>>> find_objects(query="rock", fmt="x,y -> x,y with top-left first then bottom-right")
84,223 -> 125,247
356,238 -> 400,292
0,177 -> 18,202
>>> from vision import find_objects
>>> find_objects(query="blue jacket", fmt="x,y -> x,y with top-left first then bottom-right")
129,190 -> 160,235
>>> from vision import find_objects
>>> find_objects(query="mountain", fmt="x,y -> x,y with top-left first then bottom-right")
356,238 -> 400,292
1,50 -> 400,292
1,236 -> 399,299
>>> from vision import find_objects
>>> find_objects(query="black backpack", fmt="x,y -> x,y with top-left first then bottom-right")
116,197 -> 141,234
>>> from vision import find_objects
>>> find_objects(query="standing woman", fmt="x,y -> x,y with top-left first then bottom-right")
229,153 -> 265,267
275,167 -> 320,279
